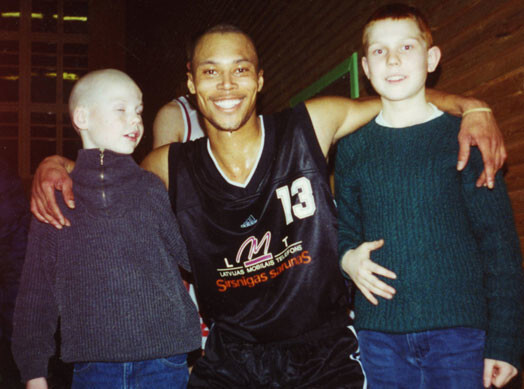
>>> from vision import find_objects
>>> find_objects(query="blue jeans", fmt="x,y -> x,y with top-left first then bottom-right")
72,354 -> 189,389
358,328 -> 485,389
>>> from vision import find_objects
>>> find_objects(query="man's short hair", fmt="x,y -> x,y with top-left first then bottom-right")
362,3 -> 433,52
186,24 -> 259,72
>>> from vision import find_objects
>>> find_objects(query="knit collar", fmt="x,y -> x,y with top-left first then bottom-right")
71,149 -> 142,215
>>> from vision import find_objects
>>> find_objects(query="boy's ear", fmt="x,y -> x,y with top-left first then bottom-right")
187,73 -> 196,94
361,56 -> 370,79
427,46 -> 441,73
73,106 -> 89,131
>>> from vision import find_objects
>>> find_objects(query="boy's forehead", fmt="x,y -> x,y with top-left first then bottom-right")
88,78 -> 142,106
366,18 -> 424,44
193,32 -> 258,67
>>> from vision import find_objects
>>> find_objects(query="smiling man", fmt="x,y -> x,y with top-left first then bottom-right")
31,24 -> 506,388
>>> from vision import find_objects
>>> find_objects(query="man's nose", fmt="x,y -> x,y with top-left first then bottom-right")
218,72 -> 237,90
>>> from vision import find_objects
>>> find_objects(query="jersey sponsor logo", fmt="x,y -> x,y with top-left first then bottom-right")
236,231 -> 273,269
215,232 -> 312,292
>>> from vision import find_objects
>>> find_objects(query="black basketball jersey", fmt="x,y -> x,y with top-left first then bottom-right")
168,103 -> 349,343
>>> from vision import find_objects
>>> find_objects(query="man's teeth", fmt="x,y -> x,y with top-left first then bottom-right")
387,76 -> 405,81
215,99 -> 241,109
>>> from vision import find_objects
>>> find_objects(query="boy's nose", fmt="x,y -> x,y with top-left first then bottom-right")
387,53 -> 400,66
130,113 -> 142,125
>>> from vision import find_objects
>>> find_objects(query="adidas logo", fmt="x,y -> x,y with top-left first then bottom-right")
240,214 -> 258,228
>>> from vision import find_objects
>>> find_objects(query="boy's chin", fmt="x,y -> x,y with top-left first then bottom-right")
96,147 -> 137,155
110,148 -> 136,155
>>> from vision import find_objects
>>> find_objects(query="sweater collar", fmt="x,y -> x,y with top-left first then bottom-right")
71,149 -> 142,213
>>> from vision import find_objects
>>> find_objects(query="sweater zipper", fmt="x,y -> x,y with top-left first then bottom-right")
99,149 -> 107,207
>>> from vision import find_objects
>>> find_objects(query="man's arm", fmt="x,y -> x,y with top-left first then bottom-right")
306,91 -> 505,187
426,89 -> 506,188
305,96 -> 381,157
140,144 -> 170,189
31,156 -> 75,229
152,101 -> 186,148
30,145 -> 170,228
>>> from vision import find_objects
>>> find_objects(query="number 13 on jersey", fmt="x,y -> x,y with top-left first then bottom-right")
276,177 -> 317,225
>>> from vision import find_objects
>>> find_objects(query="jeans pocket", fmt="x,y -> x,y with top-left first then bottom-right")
159,354 -> 188,369
73,362 -> 93,374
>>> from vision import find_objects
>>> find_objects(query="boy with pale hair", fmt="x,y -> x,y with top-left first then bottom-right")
336,4 -> 524,388
12,69 -> 200,389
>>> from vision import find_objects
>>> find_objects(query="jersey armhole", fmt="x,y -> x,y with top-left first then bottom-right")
295,102 -> 330,176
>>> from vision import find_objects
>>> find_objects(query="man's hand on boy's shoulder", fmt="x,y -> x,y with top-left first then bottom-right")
426,90 -> 506,188
457,102 -> 506,189
483,359 -> 518,388
31,155 -> 75,229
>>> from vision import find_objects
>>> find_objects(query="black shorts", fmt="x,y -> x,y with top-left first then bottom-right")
188,325 -> 365,388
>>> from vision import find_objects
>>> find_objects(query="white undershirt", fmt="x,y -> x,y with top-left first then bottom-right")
375,103 -> 444,127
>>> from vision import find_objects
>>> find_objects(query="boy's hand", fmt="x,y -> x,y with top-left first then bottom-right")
457,107 -> 506,189
26,377 -> 48,389
31,155 -> 75,229
340,239 -> 396,305
483,359 -> 518,388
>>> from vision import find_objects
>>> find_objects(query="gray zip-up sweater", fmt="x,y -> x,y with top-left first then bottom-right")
12,149 -> 201,382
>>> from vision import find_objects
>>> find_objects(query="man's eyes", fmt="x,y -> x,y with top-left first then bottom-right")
235,67 -> 250,73
201,67 -> 251,76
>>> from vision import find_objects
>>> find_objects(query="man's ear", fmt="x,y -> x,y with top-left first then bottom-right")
257,69 -> 264,92
361,56 -> 370,79
427,46 -> 441,73
187,73 -> 196,94
73,106 -> 88,131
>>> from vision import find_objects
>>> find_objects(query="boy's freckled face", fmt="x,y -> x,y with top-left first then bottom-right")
362,18 -> 435,103
84,78 -> 144,154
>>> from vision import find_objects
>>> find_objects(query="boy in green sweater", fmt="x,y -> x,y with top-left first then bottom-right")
336,4 -> 524,388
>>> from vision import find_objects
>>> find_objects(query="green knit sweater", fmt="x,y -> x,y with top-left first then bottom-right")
335,113 -> 524,369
